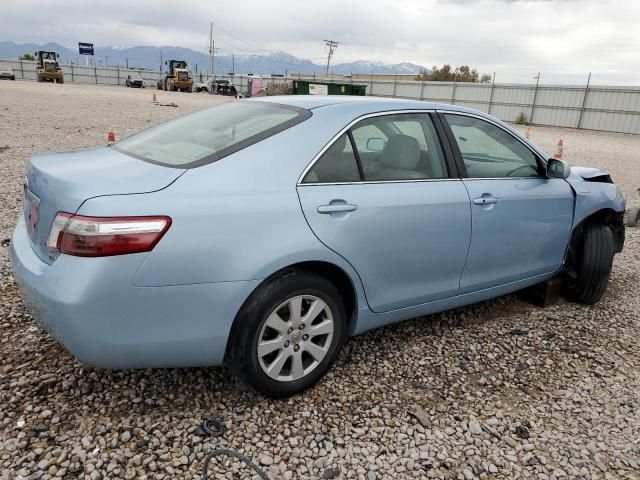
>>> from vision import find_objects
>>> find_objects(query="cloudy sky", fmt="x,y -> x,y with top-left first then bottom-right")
4,0 -> 639,84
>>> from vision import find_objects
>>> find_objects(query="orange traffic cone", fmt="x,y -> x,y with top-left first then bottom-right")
554,139 -> 564,159
107,132 -> 116,143
526,125 -> 532,139
152,93 -> 157,103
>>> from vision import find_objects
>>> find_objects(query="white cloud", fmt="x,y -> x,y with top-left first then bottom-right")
3,0 -> 639,83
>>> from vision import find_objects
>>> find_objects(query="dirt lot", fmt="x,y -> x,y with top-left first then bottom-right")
0,81 -> 639,480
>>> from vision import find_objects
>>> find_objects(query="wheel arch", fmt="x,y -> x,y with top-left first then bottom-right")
224,260 -> 360,359
569,207 -> 625,255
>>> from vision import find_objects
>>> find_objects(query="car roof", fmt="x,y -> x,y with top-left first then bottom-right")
249,94 -> 485,116
247,94 -> 548,159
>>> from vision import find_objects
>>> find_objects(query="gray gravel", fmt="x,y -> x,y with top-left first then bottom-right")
1,82 -> 639,479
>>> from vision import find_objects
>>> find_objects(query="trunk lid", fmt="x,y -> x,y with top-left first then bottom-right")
23,147 -> 184,264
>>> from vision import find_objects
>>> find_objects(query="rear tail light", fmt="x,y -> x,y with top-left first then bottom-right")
47,213 -> 171,257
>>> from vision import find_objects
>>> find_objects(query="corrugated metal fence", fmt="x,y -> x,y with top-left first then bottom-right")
292,74 -> 640,134
3,58 -> 639,134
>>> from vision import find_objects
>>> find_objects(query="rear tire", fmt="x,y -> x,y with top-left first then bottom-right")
563,224 -> 614,304
226,271 -> 347,398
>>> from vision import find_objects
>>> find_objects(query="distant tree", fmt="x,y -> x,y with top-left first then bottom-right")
415,64 -> 490,83
19,53 -> 35,61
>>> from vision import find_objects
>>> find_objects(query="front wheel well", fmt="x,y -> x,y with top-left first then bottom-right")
570,208 -> 625,255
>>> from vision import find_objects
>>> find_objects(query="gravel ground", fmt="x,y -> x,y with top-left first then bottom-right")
0,82 -> 639,480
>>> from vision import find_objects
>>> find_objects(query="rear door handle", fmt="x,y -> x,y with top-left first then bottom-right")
317,204 -> 358,214
473,197 -> 498,205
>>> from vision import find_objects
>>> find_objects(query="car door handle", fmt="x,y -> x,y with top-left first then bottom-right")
317,204 -> 358,214
473,196 -> 498,205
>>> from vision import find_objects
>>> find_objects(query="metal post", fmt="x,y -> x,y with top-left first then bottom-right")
577,72 -> 591,129
451,80 -> 457,105
95,65 -> 98,84
20,59 -> 23,79
487,72 -> 496,115
530,72 -> 541,124
393,74 -> 398,97
117,65 -> 119,86
71,64 -> 74,83
420,81 -> 426,101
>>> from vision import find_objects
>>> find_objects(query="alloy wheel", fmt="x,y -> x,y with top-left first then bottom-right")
257,295 -> 334,382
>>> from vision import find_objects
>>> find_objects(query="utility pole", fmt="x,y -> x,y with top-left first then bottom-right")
324,39 -> 339,76
209,22 -> 215,76
160,48 -> 163,73
232,54 -> 235,75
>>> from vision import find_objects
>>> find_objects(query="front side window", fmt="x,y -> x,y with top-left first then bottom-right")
113,101 -> 310,168
445,114 -> 540,178
351,114 -> 448,181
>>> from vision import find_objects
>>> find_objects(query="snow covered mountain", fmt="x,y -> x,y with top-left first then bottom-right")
0,41 -> 427,76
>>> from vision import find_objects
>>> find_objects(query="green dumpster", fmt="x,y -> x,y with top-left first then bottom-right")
292,80 -> 367,96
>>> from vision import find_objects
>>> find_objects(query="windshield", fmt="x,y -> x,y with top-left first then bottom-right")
112,101 -> 311,168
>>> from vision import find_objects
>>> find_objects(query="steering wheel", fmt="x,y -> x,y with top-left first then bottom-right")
506,165 -> 536,177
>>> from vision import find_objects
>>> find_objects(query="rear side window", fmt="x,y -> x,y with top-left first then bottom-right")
302,134 -> 360,183
113,101 -> 311,168
351,113 -> 448,181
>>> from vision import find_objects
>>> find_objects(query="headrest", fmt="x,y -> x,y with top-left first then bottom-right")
380,135 -> 420,170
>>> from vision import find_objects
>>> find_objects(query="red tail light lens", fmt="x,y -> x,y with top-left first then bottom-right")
47,213 -> 171,257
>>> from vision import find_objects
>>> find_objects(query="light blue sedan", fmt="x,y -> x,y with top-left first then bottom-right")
11,96 -> 626,397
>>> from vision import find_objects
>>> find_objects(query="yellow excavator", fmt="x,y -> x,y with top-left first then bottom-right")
161,60 -> 192,92
35,51 -> 64,83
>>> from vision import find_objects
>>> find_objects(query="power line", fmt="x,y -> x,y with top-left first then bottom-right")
203,23 -> 342,73
211,23 -> 275,55
324,39 -> 339,75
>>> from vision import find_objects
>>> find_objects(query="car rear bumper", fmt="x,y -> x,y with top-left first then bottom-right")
10,216 -> 259,368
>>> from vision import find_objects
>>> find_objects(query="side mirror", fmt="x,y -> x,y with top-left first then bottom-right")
366,138 -> 386,152
547,158 -> 570,179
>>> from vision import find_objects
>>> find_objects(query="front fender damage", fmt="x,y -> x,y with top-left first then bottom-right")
564,167 -> 626,253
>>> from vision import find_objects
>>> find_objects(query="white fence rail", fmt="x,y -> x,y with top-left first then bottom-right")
2,58 -> 639,134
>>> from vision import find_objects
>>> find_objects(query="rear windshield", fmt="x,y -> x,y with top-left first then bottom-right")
112,101 -> 311,168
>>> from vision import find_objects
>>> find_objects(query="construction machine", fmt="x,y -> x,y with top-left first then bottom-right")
161,60 -> 192,92
35,51 -> 64,83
